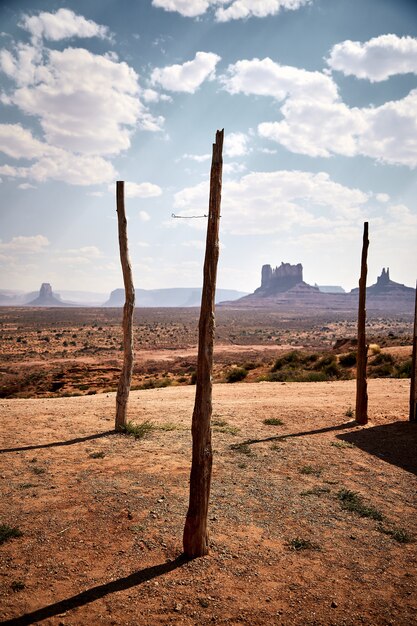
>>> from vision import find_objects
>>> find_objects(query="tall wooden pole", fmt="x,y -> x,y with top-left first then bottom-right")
410,281 -> 417,422
356,221 -> 369,425
183,130 -> 224,558
115,181 -> 135,431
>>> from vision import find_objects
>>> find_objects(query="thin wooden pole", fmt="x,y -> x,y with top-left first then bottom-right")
115,181 -> 135,431
183,130 -> 224,558
410,281 -> 417,422
356,221 -> 369,425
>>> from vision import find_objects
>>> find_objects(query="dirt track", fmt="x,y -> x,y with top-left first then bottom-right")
1,379 -> 416,625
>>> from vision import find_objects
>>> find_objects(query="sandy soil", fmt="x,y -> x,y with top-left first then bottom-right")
1,379 -> 416,625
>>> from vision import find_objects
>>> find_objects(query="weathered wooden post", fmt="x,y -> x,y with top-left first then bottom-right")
183,129 -> 224,558
355,221 -> 369,425
115,181 -> 135,431
410,281 -> 417,422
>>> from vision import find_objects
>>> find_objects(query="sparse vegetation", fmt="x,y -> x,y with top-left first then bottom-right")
89,451 -> 105,458
288,537 -> 319,551
123,420 -> 154,439
377,525 -> 412,544
299,465 -> 321,476
0,524 -> 23,545
339,352 -> 357,367
345,407 -> 354,418
337,488 -> 383,521
263,417 -> 283,426
226,367 -> 248,383
331,440 -> 354,449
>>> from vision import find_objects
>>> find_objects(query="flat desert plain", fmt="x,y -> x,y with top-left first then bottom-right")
0,308 -> 416,625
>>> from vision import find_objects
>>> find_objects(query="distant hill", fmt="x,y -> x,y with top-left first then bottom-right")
104,287 -> 248,307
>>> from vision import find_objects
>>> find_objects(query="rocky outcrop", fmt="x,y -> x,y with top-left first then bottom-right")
27,283 -> 66,307
255,262 -> 305,295
351,268 -> 415,296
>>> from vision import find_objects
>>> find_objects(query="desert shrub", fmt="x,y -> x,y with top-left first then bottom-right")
337,488 -> 383,520
394,359 -> 412,378
244,361 -> 258,370
226,367 -> 248,383
123,420 -> 154,439
314,354 -> 336,370
339,352 -> 357,367
371,363 -> 394,378
190,371 -> 197,385
372,352 -> 394,365
288,537 -> 319,551
271,351 -> 300,371
0,524 -> 22,545
263,417 -> 283,426
369,343 -> 381,355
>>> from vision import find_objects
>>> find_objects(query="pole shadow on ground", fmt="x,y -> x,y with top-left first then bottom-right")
0,430 -> 117,454
2,555 -> 188,625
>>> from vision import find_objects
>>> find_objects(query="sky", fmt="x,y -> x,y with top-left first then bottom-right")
0,0 -> 416,295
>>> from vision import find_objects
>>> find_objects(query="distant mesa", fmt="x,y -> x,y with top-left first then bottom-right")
27,283 -> 67,307
315,284 -> 346,294
351,267 -> 415,296
103,287 -> 248,308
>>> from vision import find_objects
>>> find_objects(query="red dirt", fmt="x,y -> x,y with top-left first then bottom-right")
1,379 -> 416,625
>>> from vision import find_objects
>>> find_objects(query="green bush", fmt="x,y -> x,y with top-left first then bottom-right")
339,352 -> 357,367
226,367 -> 248,383
372,352 -> 394,366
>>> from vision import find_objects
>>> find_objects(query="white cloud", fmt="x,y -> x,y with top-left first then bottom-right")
20,8 -> 109,42
215,0 -> 311,22
375,193 -> 390,203
139,210 -> 151,222
0,124 -> 47,159
7,47 -> 150,155
221,57 -> 338,103
152,0 -> 311,21
182,153 -> 211,162
124,181 -> 162,198
224,131 -> 249,157
65,246 -> 102,258
258,99 -> 364,158
18,182 -> 36,189
173,169 -> 369,235
0,17 -> 165,186
151,51 -> 221,93
217,52 -> 416,168
152,0 -> 217,18
142,88 -> 172,103
258,88 -> 417,167
327,34 -> 417,82
0,234 -> 49,253
0,149 -> 116,186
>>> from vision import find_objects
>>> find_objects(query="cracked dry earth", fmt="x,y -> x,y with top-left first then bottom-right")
1,379 -> 416,625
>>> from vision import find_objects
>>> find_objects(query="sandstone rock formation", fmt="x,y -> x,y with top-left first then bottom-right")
27,283 -> 66,307
351,268 -> 415,296
255,262 -> 304,295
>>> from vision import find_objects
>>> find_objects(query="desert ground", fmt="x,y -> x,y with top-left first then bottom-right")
0,307 -> 416,625
0,308 -> 413,399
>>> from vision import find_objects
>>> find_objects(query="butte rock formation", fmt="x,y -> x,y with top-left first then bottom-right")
27,283 -> 66,307
351,267 -> 415,296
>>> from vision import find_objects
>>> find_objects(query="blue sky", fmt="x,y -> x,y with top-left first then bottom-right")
0,0 -> 416,295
